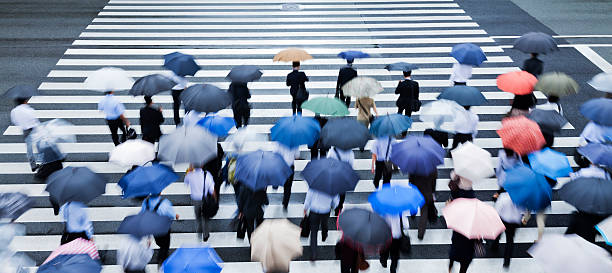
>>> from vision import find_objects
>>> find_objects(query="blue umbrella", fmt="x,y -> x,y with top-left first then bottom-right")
337,50 -> 370,61
578,143 -> 612,167
162,246 -> 223,273
225,65 -> 262,83
503,165 -> 552,211
559,177 -> 612,214
163,52 -> 201,77
118,164 -> 179,198
180,84 -> 232,113
580,98 -> 612,126
37,254 -> 101,273
3,84 -> 37,99
117,210 -> 172,237
437,86 -> 488,106
235,150 -> 292,190
197,115 -> 236,137
369,114 -> 413,137
302,158 -> 359,195
368,184 -> 425,216
129,74 -> 176,96
270,115 -> 321,148
450,43 -> 487,66
384,62 -> 419,72
528,148 -> 573,179
390,136 -> 444,176
320,117 -> 369,150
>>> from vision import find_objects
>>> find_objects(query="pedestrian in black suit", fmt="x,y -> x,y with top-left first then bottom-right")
309,115 -> 329,160
395,70 -> 420,117
139,96 -> 164,144
237,186 -> 268,240
286,62 -> 309,115
228,82 -> 251,128
522,53 -> 543,77
335,59 -> 357,107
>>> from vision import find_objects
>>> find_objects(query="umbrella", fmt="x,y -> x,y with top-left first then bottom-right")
451,141 -> 495,182
129,74 -> 176,96
250,219 -> 303,273
117,210 -> 172,238
162,246 -> 223,273
528,234 -> 612,273
319,118 -> 369,150
450,43 -> 487,66
528,148 -> 572,179
513,32 -> 558,54
340,76 -> 384,98
226,65 -> 263,83
118,164 -> 178,198
337,208 -> 392,248
496,116 -> 546,156
180,84 -> 232,113
580,98 -> 612,126
163,52 -> 201,77
197,115 -> 236,137
534,72 -> 579,97
503,165 -> 552,211
158,126 -> 218,165
273,48 -> 313,62
43,238 -> 99,264
37,254 -> 102,273
390,136 -> 445,176
3,84 -> 37,99
301,97 -> 349,116
559,177 -> 612,214
35,140 -> 65,164
109,140 -> 155,166
302,158 -> 359,195
270,115 -> 321,148
234,150 -> 292,190
368,184 -> 425,215
45,167 -> 106,205
442,198 -> 505,239
496,71 -> 538,95
528,109 -> 568,134
437,86 -> 487,106
588,72 -> 612,93
226,126 -> 268,152
0,192 -> 32,221
29,119 -> 77,144
337,50 -> 370,61
384,62 -> 419,72
84,67 -> 134,92
369,114 -> 413,137
578,143 -> 612,167
596,216 -> 612,246
419,99 -> 469,130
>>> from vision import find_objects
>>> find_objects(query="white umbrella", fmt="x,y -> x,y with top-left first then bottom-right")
341,76 -> 384,98
226,126 -> 268,152
451,141 -> 495,182
528,234 -> 612,273
588,72 -> 612,93
84,67 -> 134,92
158,126 -> 218,165
28,119 -> 76,164
251,219 -> 303,273
109,140 -> 156,166
596,215 -> 612,246
419,99 -> 468,131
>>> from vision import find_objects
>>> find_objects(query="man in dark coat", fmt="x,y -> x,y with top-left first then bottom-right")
335,59 -> 357,107
237,186 -> 269,239
286,62 -> 309,115
522,53 -> 543,77
139,96 -> 164,144
228,82 -> 251,128
410,171 -> 438,240
394,70 -> 420,117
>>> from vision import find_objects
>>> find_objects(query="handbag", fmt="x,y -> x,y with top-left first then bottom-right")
398,217 -> 412,254
295,86 -> 309,104
232,216 -> 247,239
299,215 -> 311,238
122,126 -> 137,143
202,194 -> 219,218
410,99 -> 422,112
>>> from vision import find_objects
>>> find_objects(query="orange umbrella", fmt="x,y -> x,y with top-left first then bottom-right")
497,116 -> 546,156
496,71 -> 538,95
273,48 -> 313,62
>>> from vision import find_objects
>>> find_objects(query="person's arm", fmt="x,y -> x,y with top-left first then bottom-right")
157,107 -> 164,123
286,75 -> 291,87
413,82 -> 419,100
372,100 -> 379,116
394,81 -> 402,95
117,103 -> 130,127
371,153 -> 377,174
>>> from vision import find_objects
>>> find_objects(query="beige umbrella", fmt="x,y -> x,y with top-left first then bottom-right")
273,48 -> 313,62
251,219 -> 303,273
341,76 -> 384,98
534,72 -> 579,97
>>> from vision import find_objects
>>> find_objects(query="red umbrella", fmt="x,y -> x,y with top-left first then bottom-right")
497,116 -> 546,156
43,238 -> 99,264
497,71 -> 538,95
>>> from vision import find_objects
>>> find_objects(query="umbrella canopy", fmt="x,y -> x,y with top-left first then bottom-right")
0,192 -> 32,221
158,126 -> 218,165
496,71 -> 538,95
369,114 -> 413,137
43,238 -> 99,264
513,32 -> 558,54
84,67 -> 134,92
163,52 -> 201,77
197,115 -> 236,137
559,177 -> 612,214
337,50 -> 370,61
37,254 -> 102,273
580,98 -> 612,126
109,139 -> 156,166
588,72 -> 612,93
341,76 -> 384,97
273,48 -> 312,62
180,84 -> 232,113
226,126 -> 268,152
534,72 -> 579,97
118,164 -> 178,198
390,136 -> 445,176
528,109 -> 568,134
35,140 -> 65,164
301,97 -> 349,117
384,62 -> 419,72
251,219 -> 302,273
368,184 -> 425,215
503,165 -> 552,211
117,210 -> 173,238
30,119 -> 77,144
528,148 -> 572,179
528,234 -> 612,273
443,198 -> 505,239
578,143 -> 612,167
235,150 -> 292,190
3,84 -> 37,99
226,65 -> 263,83
596,216 -> 612,246
302,158 -> 359,195
270,115 -> 321,148
437,86 -> 487,106
496,116 -> 546,156
337,208 -> 392,248
419,99 -> 469,130
45,167 -> 106,205
450,43 -> 487,66
162,246 -> 223,273
129,74 -> 176,96
451,141 -> 495,182
319,118 -> 369,150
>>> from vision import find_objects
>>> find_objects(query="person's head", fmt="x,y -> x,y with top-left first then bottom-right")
104,91 -> 114,95
14,98 -> 28,105
292,61 -> 300,69
346,58 -> 354,65
547,95 -> 560,103
502,148 -> 515,157
531,53 -> 539,58
403,70 -> 412,77
463,105 -> 471,110
511,94 -> 536,110
574,151 -> 592,169
144,95 -> 153,105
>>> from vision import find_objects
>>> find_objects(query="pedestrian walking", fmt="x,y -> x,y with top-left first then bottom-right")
411,171 -> 438,240
228,81 -> 251,128
206,143 -> 225,195
379,214 -> 406,273
98,91 -> 130,146
237,186 -> 268,239
327,146 -> 355,215
169,72 -> 188,126
371,136 -> 394,188
509,94 -> 537,117
447,185 -> 477,273
309,114 -> 329,160
523,53 -> 543,77
355,97 -> 378,128
184,165 -> 216,242
117,235 -> 153,273
10,98 -> 40,171
451,106 -> 479,150
449,63 -> 472,86
140,194 -> 179,265
395,70 -> 420,117
275,143 -> 299,210
491,192 -> 524,268
286,62 -> 309,115
139,96 -> 164,144
336,58 -> 358,107
303,188 -> 339,260
59,201 -> 93,245
571,152 -> 611,180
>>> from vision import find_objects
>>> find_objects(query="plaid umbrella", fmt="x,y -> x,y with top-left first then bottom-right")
496,116 -> 546,156
496,71 -> 538,95
273,48 -> 312,62
43,238 -> 99,264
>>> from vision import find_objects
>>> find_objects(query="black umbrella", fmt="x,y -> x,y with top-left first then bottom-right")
129,74 -> 176,96
37,254 -> 101,273
226,65 -> 263,83
302,158 -> 359,195
528,109 -> 568,134
45,167 -> 106,205
117,210 -> 172,238
338,208 -> 392,248
3,84 -> 37,99
180,84 -> 232,113
558,177 -> 612,215
320,118 -> 369,150
0,192 -> 33,221
513,32 -> 558,54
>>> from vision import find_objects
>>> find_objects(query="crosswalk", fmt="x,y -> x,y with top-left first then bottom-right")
1,0 -> 588,272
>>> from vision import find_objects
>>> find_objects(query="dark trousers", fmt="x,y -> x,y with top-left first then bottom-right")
453,81 -> 467,86
341,262 -> 358,273
60,231 -> 89,245
449,260 -> 471,273
309,140 -> 328,160
380,238 -> 401,273
451,133 -> 473,150
492,221 -> 519,266
106,118 -> 127,146
142,134 -> 159,144
171,89 -> 183,125
338,94 -> 351,107
397,106 -> 412,117
154,232 -> 171,265
233,107 -> 250,128
291,99 -> 302,115
373,161 -> 392,188
125,270 -> 146,273
244,213 -> 264,240
335,194 -> 345,215
282,165 -> 295,207
309,212 -> 330,259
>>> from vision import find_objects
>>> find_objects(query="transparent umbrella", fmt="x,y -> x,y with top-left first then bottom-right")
419,99 -> 468,131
